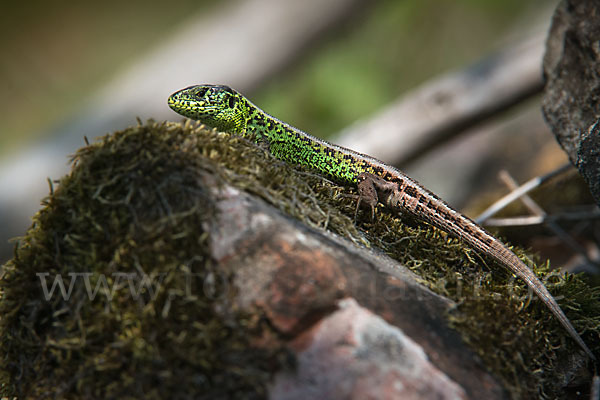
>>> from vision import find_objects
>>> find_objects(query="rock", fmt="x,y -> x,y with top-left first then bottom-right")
271,298 -> 467,400
207,173 -> 505,399
1,121 -> 596,399
542,0 -> 600,206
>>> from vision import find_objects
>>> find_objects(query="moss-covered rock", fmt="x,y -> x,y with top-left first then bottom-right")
0,121 -> 292,399
0,120 -> 597,399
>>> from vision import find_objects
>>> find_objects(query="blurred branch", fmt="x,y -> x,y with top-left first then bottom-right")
335,32 -> 547,166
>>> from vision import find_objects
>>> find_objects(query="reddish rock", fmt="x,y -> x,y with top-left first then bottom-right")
205,181 -> 507,399
271,298 -> 467,400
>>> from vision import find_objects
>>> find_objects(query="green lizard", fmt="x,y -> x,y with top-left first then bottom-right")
168,84 -> 595,361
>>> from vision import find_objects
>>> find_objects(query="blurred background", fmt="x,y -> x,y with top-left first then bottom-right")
1,0 -> 574,265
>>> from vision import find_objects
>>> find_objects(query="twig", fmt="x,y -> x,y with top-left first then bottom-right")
474,162 -> 572,224
483,209 -> 600,227
483,215 -> 545,227
496,170 -> 595,264
498,170 -> 544,216
591,375 -> 600,400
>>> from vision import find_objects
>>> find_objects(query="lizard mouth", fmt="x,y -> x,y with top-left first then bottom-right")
168,85 -> 233,110
168,87 -> 207,115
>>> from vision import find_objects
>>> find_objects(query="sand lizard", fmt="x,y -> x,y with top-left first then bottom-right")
168,84 -> 595,360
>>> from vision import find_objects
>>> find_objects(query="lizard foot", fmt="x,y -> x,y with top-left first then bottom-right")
357,172 -> 404,217
356,173 -> 379,221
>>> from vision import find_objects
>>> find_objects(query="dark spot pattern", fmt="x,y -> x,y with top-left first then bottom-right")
403,186 -> 418,198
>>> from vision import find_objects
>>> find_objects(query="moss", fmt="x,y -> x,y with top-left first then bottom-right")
1,120 -> 597,399
0,121 -> 292,399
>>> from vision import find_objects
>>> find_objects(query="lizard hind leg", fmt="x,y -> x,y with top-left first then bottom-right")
356,173 -> 380,221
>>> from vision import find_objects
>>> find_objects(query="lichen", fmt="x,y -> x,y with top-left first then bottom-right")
1,120 -> 597,399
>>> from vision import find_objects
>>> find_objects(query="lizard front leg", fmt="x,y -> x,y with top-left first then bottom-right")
356,173 -> 379,220
356,172 -> 403,219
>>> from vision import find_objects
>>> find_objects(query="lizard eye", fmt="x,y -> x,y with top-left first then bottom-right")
196,87 -> 208,98
228,96 -> 237,108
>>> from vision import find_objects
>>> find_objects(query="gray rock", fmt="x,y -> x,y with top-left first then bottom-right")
542,0 -> 600,206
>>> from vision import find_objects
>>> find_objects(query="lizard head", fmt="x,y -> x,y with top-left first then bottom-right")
168,84 -> 248,134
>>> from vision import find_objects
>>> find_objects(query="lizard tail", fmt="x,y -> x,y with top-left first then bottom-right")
487,240 -> 596,361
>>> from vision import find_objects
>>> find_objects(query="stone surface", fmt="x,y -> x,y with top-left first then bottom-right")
542,0 -> 600,206
205,178 -> 507,399
270,298 -> 467,400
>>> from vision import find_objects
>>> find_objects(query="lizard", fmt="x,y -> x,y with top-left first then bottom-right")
167,84 -> 596,361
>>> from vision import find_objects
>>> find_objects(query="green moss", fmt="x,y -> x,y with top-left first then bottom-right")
0,121 -> 292,399
1,120 -> 597,399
